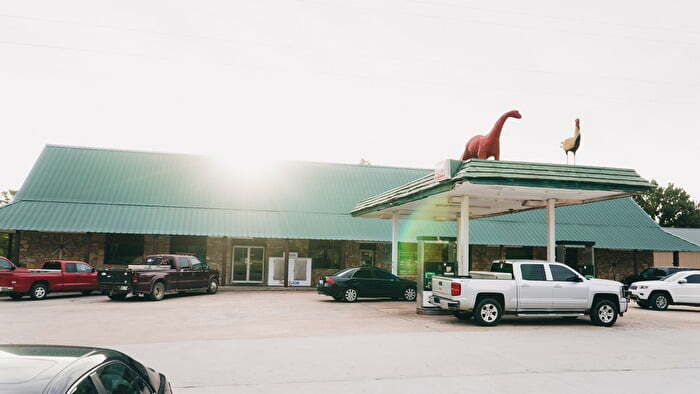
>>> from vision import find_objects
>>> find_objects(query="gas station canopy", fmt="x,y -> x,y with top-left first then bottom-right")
351,159 -> 653,221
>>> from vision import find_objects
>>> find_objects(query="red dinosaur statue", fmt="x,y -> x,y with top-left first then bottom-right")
460,110 -> 522,161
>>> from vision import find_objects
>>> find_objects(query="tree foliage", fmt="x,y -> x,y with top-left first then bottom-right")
0,190 -> 16,206
633,180 -> 700,228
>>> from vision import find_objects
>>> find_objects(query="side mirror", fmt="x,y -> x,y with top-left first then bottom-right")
569,276 -> 583,283
10,265 -> 16,271
678,279 -> 688,284
92,267 -> 96,273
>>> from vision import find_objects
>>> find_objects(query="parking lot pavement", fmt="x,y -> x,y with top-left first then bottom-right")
4,291 -> 700,393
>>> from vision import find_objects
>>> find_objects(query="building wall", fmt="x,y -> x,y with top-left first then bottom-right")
654,251 -> 700,268
18,231 -> 91,268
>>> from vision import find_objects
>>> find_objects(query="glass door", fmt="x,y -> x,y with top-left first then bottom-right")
231,246 -> 265,283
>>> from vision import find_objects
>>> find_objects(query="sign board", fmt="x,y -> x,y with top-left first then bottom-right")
434,159 -> 461,182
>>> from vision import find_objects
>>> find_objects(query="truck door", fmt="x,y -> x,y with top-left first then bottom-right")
75,263 -> 98,290
548,264 -> 588,311
175,257 -> 193,290
517,263 -> 555,311
189,257 -> 208,288
63,262 -> 80,290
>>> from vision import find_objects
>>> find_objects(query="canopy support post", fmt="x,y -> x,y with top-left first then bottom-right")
458,196 -> 470,275
391,213 -> 399,275
547,198 -> 556,262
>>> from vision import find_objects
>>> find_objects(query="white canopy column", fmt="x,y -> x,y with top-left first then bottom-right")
458,195 -> 470,275
391,213 -> 399,275
547,198 -> 556,262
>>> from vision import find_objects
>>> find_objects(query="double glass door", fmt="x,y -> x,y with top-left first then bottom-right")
232,246 -> 264,283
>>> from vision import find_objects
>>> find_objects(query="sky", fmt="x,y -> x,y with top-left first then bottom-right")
1,0 -> 699,200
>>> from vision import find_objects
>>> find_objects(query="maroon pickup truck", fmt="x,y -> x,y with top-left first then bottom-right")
0,258 -> 99,300
98,254 -> 219,301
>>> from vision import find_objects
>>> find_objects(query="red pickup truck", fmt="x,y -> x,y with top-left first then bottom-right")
0,258 -> 99,300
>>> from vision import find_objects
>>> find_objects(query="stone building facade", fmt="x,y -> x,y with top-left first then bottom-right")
10,230 -> 653,284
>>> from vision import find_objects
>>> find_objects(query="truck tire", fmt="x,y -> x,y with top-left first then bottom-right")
206,278 -> 218,294
342,288 -> 358,302
473,298 -> 503,326
108,291 -> 128,301
591,299 -> 618,327
29,283 -> 49,300
651,293 -> 670,311
149,282 -> 166,301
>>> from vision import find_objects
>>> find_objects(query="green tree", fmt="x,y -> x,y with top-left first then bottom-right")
633,180 -> 700,228
0,190 -> 16,206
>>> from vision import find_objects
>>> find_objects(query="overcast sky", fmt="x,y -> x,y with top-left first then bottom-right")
1,1 -> 699,200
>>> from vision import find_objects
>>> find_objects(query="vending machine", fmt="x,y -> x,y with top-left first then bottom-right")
416,236 -> 457,312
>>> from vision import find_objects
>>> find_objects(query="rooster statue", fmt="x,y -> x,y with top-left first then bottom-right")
561,118 -> 581,165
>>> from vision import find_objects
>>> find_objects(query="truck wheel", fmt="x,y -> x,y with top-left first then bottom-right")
108,291 -> 127,301
207,279 -> 218,294
591,299 -> 618,327
9,293 -> 24,300
342,288 -> 358,302
651,293 -> 669,311
149,282 -> 166,301
402,287 -> 417,301
30,283 -> 49,300
474,298 -> 502,326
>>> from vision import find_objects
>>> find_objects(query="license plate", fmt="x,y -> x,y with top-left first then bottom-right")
119,286 -> 128,291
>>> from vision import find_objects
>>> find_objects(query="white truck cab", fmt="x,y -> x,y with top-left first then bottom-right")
430,260 -> 627,327
629,270 -> 700,310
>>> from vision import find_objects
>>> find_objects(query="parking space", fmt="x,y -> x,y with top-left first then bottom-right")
4,291 -> 700,393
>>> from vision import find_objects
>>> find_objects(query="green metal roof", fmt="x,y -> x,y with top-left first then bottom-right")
0,145 -> 696,251
662,228 -> 700,247
352,159 -> 654,217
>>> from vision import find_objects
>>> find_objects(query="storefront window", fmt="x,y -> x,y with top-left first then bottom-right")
310,240 -> 342,269
105,234 -> 144,265
170,235 -> 207,263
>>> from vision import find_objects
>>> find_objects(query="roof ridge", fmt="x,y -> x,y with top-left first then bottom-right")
43,144 -> 432,171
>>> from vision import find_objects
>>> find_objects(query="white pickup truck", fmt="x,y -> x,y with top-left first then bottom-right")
430,260 -> 628,327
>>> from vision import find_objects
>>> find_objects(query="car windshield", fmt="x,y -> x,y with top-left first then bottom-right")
332,268 -> 355,278
662,272 -> 686,282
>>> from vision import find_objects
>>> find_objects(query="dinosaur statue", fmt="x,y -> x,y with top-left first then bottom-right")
561,118 -> 581,165
460,110 -> 521,161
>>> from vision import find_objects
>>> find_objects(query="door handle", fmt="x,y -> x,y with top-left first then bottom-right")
554,285 -> 563,288
520,283 -> 530,288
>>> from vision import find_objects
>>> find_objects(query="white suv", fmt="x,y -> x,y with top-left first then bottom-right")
629,270 -> 700,310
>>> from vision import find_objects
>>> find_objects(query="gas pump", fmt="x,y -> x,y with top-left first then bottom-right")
416,236 -> 456,312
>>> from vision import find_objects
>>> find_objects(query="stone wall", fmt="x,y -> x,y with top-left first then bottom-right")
595,249 -> 652,281
144,235 -> 170,256
18,231 -> 91,268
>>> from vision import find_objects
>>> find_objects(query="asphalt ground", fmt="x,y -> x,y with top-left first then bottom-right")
3,290 -> 700,393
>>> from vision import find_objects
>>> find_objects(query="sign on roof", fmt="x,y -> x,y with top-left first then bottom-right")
434,159 -> 461,182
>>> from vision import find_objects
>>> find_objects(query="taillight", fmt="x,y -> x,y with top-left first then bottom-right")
325,277 -> 336,284
451,282 -> 461,296
131,272 -> 138,283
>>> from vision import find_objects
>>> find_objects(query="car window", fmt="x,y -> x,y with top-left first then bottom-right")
96,362 -> 153,394
353,269 -> 373,279
43,261 -> 61,270
491,262 -> 513,275
333,268 -> 355,278
685,274 -> 700,284
65,263 -> 78,273
177,257 -> 191,270
77,263 -> 93,273
68,376 -> 99,394
550,265 -> 579,281
373,269 -> 396,280
190,257 -> 203,270
0,258 -> 12,270
520,264 -> 546,281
